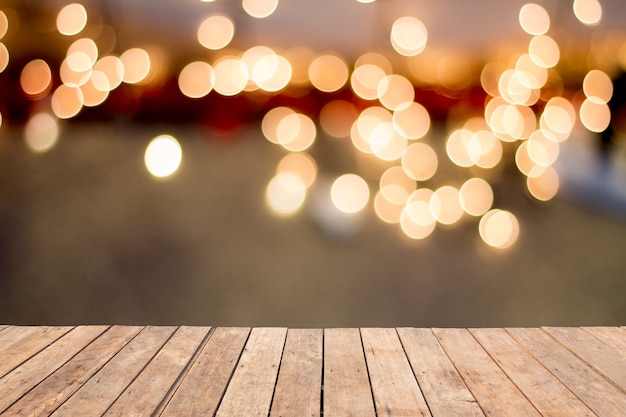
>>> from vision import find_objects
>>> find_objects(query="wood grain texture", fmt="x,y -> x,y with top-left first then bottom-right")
508,327 -> 626,416
3,326 -> 142,417
433,328 -> 541,417
470,328 -> 595,416
323,328 -> 376,417
50,326 -> 176,417
215,327 -> 287,417
397,327 -> 484,417
270,328 -> 323,417
361,328 -> 431,417
544,326 -> 626,391
0,326 -> 73,379
582,326 -> 626,359
0,326 -> 107,414
104,326 -> 209,417
160,327 -> 250,417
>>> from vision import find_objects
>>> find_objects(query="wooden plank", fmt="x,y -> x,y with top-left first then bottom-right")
3,326 -> 143,417
582,327 -> 626,359
361,328 -> 431,416
323,328 -> 376,417
50,326 -> 176,417
215,327 -> 287,417
104,326 -> 209,416
0,325 -> 8,332
160,327 -> 250,417
470,328 -> 595,416
508,327 -> 626,416
0,326 -> 107,413
433,328 -> 541,417
270,328 -> 323,417
397,327 -> 484,416
0,326 -> 73,379
544,327 -> 626,390
0,326 -> 38,348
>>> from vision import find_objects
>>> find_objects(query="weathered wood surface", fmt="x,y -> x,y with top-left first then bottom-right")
1,326 -> 625,416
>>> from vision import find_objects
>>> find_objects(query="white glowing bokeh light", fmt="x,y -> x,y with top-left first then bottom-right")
400,189 -> 436,239
446,129 -> 474,167
266,172 -> 307,215
0,10 -> 7,40
573,0 -> 602,26
242,0 -> 279,18
351,64 -> 387,100
213,57 -> 248,96
257,55 -> 291,92
60,56 -> 91,87
459,177 -> 493,217
402,142 -> 438,181
331,174 -> 370,214
519,3 -> 550,35
144,135 -> 183,178
540,97 -> 576,142
197,15 -> 235,50
120,48 -> 151,84
378,74 -> 415,111
57,3 -> 87,36
528,35 -> 560,68
80,71 -> 110,106
527,130 -> 560,166
374,191 -> 404,224
479,209 -> 520,249
20,59 -> 52,98
178,61 -> 215,98
67,38 -> 98,69
369,122 -> 407,161
583,69 -> 613,104
579,98 -> 611,133
276,153 -> 317,188
93,56 -> 124,91
515,54 -> 548,89
527,165 -> 559,201
390,16 -> 428,57
308,54 -> 349,93
393,102 -> 430,139
51,85 -> 84,119
24,113 -> 59,153
262,107 -> 295,144
430,185 -> 464,225
380,166 -> 415,205
277,113 -> 316,152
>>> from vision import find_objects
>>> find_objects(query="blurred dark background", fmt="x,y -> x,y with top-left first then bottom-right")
1,0 -> 626,327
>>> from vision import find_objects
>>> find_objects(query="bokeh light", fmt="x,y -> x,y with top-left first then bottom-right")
144,135 -> 183,178
527,130 -> 559,166
197,15 -> 235,50
213,57 -> 248,96
430,185 -> 464,225
24,113 -> 59,153
277,113 -> 316,152
178,61 -> 215,98
402,142 -> 438,181
120,48 -> 151,84
68,38 -> 98,69
527,165 -> 559,201
80,71 -> 109,106
93,56 -> 124,91
573,0 -> 602,26
266,172 -> 307,215
20,59 -> 52,98
583,69 -> 613,104
528,35 -> 560,68
390,16 -> 427,57
0,10 -> 7,39
378,74 -> 415,111
479,209 -> 520,249
579,98 -> 611,133
308,54 -> 349,93
276,153 -> 317,188
351,64 -> 387,100
459,178 -> 493,217
369,123 -> 407,161
242,0 -> 279,18
57,3 -> 87,36
262,107 -> 295,144
51,85 -> 84,119
400,189 -> 436,239
374,191 -> 404,224
0,42 -> 9,73
393,102 -> 430,139
519,3 -> 550,35
320,100 -> 358,138
380,166 -> 415,204
540,97 -> 576,142
330,174 -> 370,214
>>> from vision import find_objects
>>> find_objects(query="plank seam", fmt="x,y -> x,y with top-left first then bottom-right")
99,326 -> 179,417
503,327 -> 600,416
153,327 -> 215,416
320,329 -> 324,417
541,327 -> 626,395
210,327 -> 253,417
394,327 -> 433,417
0,326 -> 76,380
0,325 -> 110,415
265,328 -> 289,417
467,328 -> 544,417
358,328 -> 379,417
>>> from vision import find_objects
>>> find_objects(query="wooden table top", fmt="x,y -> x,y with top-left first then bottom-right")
0,325 -> 625,416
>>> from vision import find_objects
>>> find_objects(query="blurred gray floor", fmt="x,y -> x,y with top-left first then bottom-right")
1,122 -> 625,327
